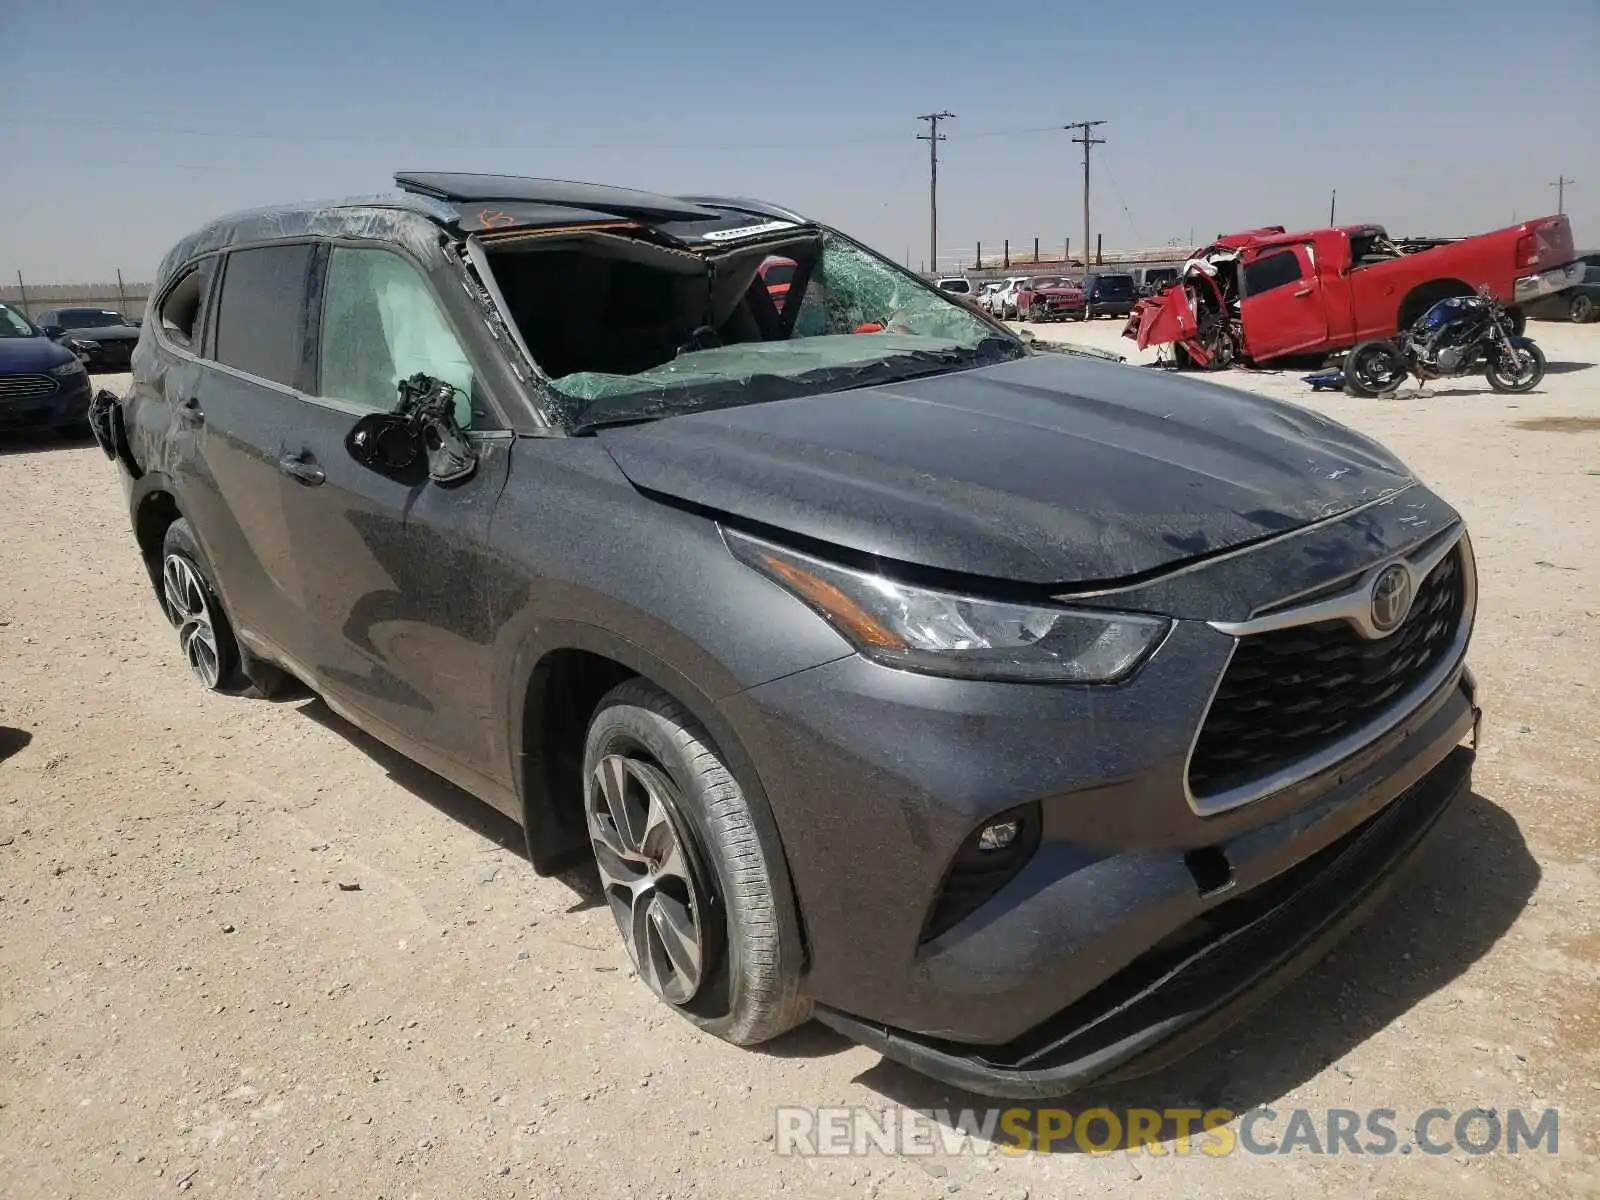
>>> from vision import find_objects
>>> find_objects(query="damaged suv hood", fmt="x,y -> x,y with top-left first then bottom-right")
597,354 -> 1412,586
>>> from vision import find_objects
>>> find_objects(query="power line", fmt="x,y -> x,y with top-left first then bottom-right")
1096,149 -> 1141,243
917,111 -> 955,276
1065,121 -> 1106,270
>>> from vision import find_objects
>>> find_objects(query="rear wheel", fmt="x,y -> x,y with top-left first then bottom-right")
1344,340 -> 1409,397
1571,294 -> 1596,324
582,680 -> 809,1045
160,519 -> 242,691
1485,340 -> 1546,393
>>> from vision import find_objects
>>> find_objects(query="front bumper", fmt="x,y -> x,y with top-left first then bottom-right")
1514,262 -> 1583,305
0,371 -> 92,431
819,737 -> 1473,1097
718,486 -> 1475,1089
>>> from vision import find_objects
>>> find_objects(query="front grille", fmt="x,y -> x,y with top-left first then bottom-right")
0,374 -> 60,401
1188,546 -> 1467,800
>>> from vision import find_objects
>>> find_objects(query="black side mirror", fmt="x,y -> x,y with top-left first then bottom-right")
345,374 -> 478,487
41,324 -> 64,339
346,413 -> 426,484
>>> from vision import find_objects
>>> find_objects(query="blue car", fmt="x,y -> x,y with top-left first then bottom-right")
0,302 -> 94,436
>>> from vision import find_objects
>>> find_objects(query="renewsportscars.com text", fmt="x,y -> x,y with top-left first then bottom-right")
774,1105 -> 1560,1157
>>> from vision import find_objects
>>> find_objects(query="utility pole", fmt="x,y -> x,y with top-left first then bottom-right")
1065,121 -> 1105,275
1550,175 -> 1575,216
917,111 -> 955,278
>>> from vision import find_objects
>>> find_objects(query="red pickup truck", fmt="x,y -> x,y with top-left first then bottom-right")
1125,215 -> 1578,367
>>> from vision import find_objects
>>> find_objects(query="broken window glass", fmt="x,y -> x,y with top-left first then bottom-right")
490,228 -> 1019,426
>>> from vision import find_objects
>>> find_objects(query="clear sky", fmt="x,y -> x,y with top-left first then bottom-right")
2,0 -> 1594,283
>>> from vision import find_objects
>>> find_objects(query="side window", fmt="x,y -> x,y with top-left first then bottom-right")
158,257 -> 218,352
214,244 -> 315,387
1242,250 -> 1304,296
317,247 -> 477,427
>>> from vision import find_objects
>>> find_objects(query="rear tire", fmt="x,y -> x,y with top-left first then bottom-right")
1571,294 -> 1596,324
160,519 -> 243,691
1343,340 -> 1409,397
1485,340 -> 1546,393
582,679 -> 810,1046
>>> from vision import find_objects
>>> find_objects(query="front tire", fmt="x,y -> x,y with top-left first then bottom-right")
582,679 -> 809,1046
1571,294 -> 1596,324
160,519 -> 242,691
1485,340 -> 1546,393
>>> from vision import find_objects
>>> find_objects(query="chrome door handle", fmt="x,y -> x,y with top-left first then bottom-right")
278,451 -> 326,486
1293,288 -> 1312,298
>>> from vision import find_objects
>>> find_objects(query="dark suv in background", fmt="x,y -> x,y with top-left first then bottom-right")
1081,271 -> 1138,319
91,172 -> 1480,1097
36,307 -> 142,372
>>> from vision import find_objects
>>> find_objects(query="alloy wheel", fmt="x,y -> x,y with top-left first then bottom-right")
1495,348 -> 1535,385
586,753 -> 711,1006
1351,345 -> 1406,393
161,553 -> 222,688
1572,295 -> 1595,324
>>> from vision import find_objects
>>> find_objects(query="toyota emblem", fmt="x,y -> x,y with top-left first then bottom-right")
1370,564 -> 1413,634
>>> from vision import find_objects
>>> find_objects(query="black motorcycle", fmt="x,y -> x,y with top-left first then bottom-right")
1343,289 -> 1546,396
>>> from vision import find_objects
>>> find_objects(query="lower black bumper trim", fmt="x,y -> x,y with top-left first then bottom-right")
816,745 -> 1473,1099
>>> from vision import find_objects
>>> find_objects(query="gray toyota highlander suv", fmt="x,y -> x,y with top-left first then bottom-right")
90,172 -> 1480,1096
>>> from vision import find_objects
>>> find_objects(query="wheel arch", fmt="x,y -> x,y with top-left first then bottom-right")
508,623 -> 778,880
1397,277 -> 1473,329
132,479 -> 182,594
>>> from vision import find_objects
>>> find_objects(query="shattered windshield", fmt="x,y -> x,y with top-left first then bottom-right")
543,230 -> 1020,428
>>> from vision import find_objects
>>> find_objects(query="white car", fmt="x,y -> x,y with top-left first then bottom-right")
935,278 -> 972,296
989,276 -> 1029,319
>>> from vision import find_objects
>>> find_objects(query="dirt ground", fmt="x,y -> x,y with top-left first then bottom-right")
2,320 -> 1597,1199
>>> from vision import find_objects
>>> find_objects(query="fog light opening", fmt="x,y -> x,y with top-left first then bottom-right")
1185,846 -> 1234,898
977,820 -> 1021,853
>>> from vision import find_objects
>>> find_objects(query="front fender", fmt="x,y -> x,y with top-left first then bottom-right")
485,437 -> 852,869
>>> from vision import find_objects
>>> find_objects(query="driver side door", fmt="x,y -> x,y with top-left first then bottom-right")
1238,244 -> 1328,360
275,243 -> 513,790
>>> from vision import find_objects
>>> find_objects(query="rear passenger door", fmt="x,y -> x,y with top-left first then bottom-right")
169,245 -> 318,667
276,243 -> 512,788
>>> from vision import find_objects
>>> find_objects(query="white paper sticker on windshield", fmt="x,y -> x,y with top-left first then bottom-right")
699,220 -> 798,242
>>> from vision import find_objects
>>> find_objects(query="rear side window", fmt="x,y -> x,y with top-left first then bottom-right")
214,245 -> 315,387
157,257 -> 218,352
1242,250 -> 1303,296
317,247 -> 477,427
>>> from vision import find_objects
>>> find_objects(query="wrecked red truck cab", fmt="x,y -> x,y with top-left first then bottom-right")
1125,215 -> 1577,368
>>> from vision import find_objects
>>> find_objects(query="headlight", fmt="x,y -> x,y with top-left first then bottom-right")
48,359 -> 86,377
726,531 -> 1169,683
